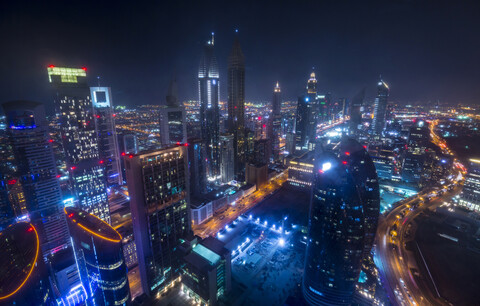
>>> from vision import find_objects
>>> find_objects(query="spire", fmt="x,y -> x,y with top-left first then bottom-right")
228,35 -> 245,68
274,81 -> 281,93
166,76 -> 178,107
211,32 -> 215,46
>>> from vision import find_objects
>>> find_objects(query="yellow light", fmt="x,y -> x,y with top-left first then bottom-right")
0,223 -> 40,300
64,207 -> 122,243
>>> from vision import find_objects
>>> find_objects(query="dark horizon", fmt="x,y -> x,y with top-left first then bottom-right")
1,0 -> 480,113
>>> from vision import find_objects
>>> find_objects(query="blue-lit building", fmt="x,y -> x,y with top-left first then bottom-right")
303,138 -> 378,305
49,66 -> 110,223
1,100 -> 70,258
188,138 -> 207,197
199,34 -> 221,179
65,206 -> 130,305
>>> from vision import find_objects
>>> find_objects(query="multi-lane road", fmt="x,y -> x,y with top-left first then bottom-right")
375,118 -> 465,305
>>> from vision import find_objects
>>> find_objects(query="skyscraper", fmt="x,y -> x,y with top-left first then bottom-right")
48,66 -> 110,223
187,138 -> 207,196
295,95 -> 310,151
337,138 -> 380,260
371,78 -> 389,135
227,35 -> 246,179
271,82 -> 282,161
159,78 -> 188,147
64,207 -> 130,305
90,86 -> 123,186
220,134 -> 235,183
303,151 -> 366,305
348,88 -> 365,136
1,100 -> 70,257
198,34 -> 221,180
125,146 -> 190,296
402,120 -> 430,187
0,222 -> 53,305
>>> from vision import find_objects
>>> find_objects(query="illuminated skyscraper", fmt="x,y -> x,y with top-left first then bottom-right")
90,86 -> 123,186
348,88 -> 365,136
371,78 -> 389,135
48,66 -> 110,223
271,82 -> 282,161
198,33 -> 221,179
64,207 -> 130,305
125,146 -> 190,296
303,155 -> 365,305
0,222 -> 53,305
295,72 -> 320,152
227,35 -> 246,178
1,100 -> 70,257
402,120 -> 430,187
187,138 -> 207,196
307,71 -> 317,95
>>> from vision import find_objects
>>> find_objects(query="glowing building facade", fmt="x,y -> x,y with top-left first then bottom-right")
48,66 -> 110,223
459,159 -> 480,212
271,82 -> 282,161
64,207 -> 130,305
1,100 -> 70,257
198,34 -> 221,179
125,146 -> 191,296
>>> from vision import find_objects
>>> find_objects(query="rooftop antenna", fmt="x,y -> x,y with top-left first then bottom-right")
97,76 -> 101,87
211,32 -> 215,46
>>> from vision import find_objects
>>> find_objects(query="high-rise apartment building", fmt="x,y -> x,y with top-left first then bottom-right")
125,146 -> 190,296
48,66 -> 110,223
1,100 -> 70,257
65,207 -> 130,305
349,89 -> 365,136
371,78 -> 389,135
90,86 -> 123,186
402,120 -> 430,187
199,34 -> 221,180
227,36 -> 246,179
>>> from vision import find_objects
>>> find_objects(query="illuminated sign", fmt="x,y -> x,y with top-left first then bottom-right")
47,66 -> 86,83
90,87 -> 112,108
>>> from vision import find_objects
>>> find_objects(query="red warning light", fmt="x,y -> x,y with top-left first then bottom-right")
27,227 -> 34,232
81,67 -> 87,71
345,152 -> 350,156
71,166 -> 76,170
363,145 -> 367,149
56,175 -> 61,178
7,179 -> 17,185
112,114 -> 116,117
318,169 -> 324,174
48,65 -> 55,68
99,160 -> 104,164
184,143 -> 189,146
342,161 -> 347,165
68,213 -> 74,218
258,116 -> 262,121
176,142 -> 180,145
49,139 -> 54,143
129,155 -> 133,159
262,124 -> 266,128
121,152 -> 126,156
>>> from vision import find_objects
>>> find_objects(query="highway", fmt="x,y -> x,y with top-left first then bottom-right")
374,118 -> 465,305
193,171 -> 287,238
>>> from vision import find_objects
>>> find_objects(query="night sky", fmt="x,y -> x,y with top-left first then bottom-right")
1,1 -> 479,113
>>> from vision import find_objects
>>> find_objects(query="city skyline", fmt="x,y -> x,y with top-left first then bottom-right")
2,1 -> 480,113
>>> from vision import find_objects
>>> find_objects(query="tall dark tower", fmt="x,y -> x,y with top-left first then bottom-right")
371,78 -> 389,135
348,88 -> 365,136
271,82 -> 282,161
227,34 -> 246,178
337,138 -> 380,260
303,152 -> 366,305
198,33 -> 221,179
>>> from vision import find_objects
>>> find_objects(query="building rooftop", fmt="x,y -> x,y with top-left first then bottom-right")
192,243 -> 221,266
0,222 -> 40,300
64,207 -> 121,242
